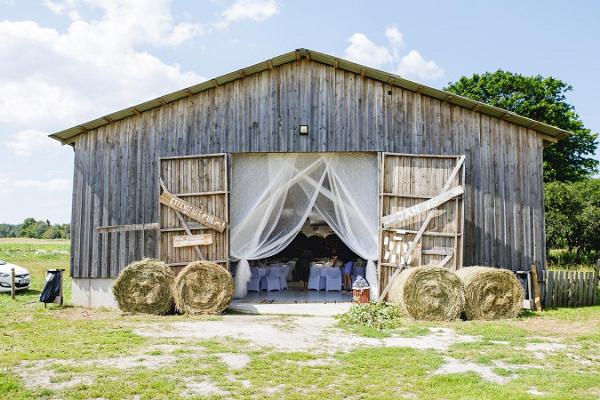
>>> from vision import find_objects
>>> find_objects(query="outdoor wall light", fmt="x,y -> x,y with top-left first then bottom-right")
298,124 -> 309,135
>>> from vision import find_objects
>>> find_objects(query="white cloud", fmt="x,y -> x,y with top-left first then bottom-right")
343,26 -> 443,82
4,130 -> 66,158
0,174 -> 71,194
385,25 -> 404,47
217,0 -> 279,29
397,50 -> 444,81
344,33 -> 393,68
0,1 -> 205,132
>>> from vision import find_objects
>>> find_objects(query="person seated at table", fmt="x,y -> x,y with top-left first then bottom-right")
328,249 -> 342,268
295,249 -> 312,291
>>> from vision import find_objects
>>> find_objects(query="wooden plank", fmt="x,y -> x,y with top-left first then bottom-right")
96,223 -> 160,233
441,155 -> 465,192
159,187 -> 227,233
545,270 -> 554,309
382,186 -> 463,227
173,234 -> 213,248
437,251 -> 454,268
530,264 -> 542,311
383,229 -> 462,238
422,247 -> 454,256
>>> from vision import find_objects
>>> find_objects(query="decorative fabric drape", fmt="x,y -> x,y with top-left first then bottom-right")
230,153 -> 379,300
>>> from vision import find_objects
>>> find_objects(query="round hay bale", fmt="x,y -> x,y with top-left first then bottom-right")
112,258 -> 174,315
456,266 -> 524,320
173,261 -> 233,315
387,266 -> 465,321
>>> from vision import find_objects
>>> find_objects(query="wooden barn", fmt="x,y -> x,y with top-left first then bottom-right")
49,49 -> 568,308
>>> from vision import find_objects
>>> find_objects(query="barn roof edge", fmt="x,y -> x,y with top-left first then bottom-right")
49,48 -> 570,144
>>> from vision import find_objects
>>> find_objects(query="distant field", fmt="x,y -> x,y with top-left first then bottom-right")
0,237 -> 70,244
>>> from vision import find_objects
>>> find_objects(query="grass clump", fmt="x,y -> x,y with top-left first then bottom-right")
336,303 -> 403,334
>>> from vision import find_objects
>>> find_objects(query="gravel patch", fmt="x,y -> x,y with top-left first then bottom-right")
15,360 -> 94,390
14,353 -> 178,390
217,353 -> 250,370
134,315 -> 478,353
181,376 -> 228,397
525,342 -> 569,359
433,357 -> 511,384
526,388 -> 546,396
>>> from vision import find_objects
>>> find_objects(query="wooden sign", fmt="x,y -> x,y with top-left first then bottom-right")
159,190 -> 227,233
173,234 -> 213,248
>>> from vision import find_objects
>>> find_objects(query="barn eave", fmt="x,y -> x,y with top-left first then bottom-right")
49,48 -> 570,145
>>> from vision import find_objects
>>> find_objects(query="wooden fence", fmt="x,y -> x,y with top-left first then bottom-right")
543,270 -> 599,308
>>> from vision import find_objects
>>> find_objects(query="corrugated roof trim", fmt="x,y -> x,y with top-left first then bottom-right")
49,48 -> 570,144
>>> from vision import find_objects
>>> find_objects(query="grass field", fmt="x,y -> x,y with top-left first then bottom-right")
1,239 -> 599,400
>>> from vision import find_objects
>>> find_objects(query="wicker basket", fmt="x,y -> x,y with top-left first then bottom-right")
352,287 -> 370,303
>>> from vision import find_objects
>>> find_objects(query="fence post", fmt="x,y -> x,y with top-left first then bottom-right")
10,267 -> 15,300
531,264 -> 542,311
592,257 -> 600,305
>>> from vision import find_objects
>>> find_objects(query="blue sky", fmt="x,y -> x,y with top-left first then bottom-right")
0,0 -> 598,224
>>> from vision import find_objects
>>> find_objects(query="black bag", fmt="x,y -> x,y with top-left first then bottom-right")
40,271 -> 62,303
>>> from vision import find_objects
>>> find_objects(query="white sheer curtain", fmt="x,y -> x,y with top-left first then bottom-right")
230,153 -> 379,300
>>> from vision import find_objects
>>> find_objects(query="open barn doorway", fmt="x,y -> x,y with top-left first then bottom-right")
229,153 -> 379,304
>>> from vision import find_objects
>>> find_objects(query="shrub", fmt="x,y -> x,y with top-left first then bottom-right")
336,303 -> 403,332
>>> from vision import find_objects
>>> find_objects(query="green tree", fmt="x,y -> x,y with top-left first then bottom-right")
545,179 -> 600,258
445,71 -> 598,182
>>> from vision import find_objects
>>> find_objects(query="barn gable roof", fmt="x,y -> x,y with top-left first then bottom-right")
49,48 -> 569,145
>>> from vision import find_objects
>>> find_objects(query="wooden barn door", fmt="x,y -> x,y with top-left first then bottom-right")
159,154 -> 229,274
378,153 -> 465,301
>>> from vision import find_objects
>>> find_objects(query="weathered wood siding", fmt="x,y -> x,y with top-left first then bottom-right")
70,59 -> 546,278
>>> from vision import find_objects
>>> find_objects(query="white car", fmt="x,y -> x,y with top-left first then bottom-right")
0,259 -> 30,293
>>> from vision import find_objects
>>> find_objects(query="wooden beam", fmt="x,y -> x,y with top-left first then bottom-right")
382,186 -> 463,227
531,264 -> 542,311
441,155 -> 465,192
96,222 -> 160,233
159,182 -> 227,233
174,208 -> 205,260
437,252 -> 454,268
383,228 -> 461,238
540,134 -> 559,144
422,247 -> 454,256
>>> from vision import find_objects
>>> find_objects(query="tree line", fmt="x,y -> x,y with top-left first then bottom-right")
0,218 -> 70,239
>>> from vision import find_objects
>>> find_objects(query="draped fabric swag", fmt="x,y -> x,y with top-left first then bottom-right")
230,153 -> 379,300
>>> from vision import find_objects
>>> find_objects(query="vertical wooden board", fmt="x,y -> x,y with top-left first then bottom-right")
590,272 -> 596,305
70,138 -> 82,278
82,132 -> 95,278
546,271 -> 554,308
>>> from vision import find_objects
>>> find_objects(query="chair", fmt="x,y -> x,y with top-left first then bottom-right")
279,265 -> 289,290
325,267 -> 342,292
247,267 -> 261,292
260,267 -> 281,291
308,267 -> 326,291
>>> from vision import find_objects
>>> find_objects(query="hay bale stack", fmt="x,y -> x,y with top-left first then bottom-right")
112,258 -> 174,315
173,261 -> 233,315
456,266 -> 524,320
387,266 -> 465,321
